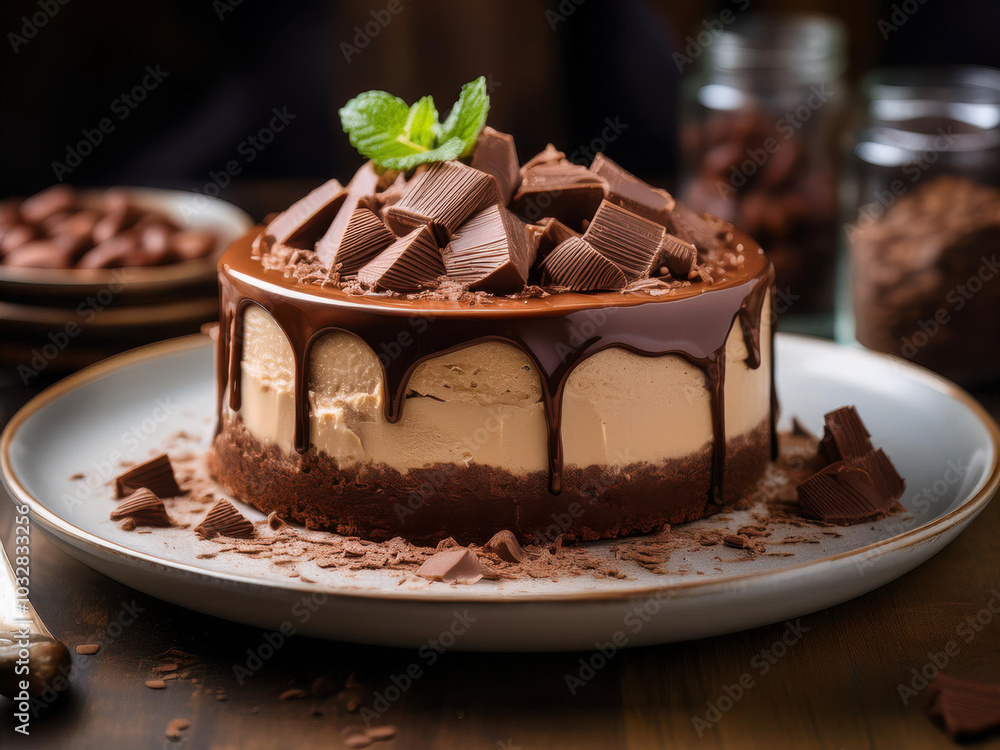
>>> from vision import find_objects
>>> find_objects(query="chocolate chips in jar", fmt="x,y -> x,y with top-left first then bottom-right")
678,14 -> 847,318
850,176 -> 1000,384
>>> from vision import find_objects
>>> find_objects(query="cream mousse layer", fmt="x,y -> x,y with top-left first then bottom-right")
227,292 -> 771,475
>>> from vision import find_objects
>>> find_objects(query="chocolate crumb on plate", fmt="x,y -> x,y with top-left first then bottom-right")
115,454 -> 183,499
483,530 -> 528,563
415,548 -> 485,584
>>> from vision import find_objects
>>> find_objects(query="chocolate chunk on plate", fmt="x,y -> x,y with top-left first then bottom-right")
589,152 -> 675,227
819,406 -> 874,463
195,499 -> 255,540
382,161 -> 501,243
443,204 -> 533,294
796,448 -> 904,525
483,529 -> 527,563
541,236 -> 626,292
110,488 -> 172,527
583,200 -> 665,280
115,454 -> 183,499
416,548 -> 485,584
357,224 -> 444,293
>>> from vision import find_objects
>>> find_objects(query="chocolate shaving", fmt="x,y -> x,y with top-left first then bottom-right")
357,225 -> 444,293
541,236 -> 626,291
589,153 -> 675,227
115,454 -> 183,499
927,674 -> 1000,738
659,233 -> 698,279
483,530 -> 527,563
470,126 -> 521,204
195,499 -> 255,540
264,179 -> 346,249
383,161 -> 501,243
819,406 -> 874,463
415,548 -> 485,584
110,488 -> 172,527
583,200 -> 665,280
442,204 -> 533,293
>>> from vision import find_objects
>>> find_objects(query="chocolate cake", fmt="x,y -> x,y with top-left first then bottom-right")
209,79 -> 777,544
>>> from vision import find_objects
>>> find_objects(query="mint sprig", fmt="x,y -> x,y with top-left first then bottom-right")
339,77 -> 490,171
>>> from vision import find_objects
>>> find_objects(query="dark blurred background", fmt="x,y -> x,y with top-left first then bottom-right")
3,0 -> 999,217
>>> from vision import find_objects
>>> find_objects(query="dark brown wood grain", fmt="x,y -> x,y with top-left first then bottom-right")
1,380 -> 999,749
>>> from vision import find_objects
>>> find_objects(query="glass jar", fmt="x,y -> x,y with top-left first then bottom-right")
679,13 -> 847,328
841,66 -> 1000,385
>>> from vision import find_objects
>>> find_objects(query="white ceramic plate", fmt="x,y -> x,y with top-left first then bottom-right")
3,334 -> 998,651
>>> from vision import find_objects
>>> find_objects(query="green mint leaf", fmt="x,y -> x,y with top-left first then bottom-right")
339,91 -> 421,164
377,139 -> 466,171
403,96 -> 438,150
339,78 -> 490,169
437,76 -> 490,157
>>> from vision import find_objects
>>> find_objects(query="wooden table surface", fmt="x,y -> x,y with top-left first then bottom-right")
1,371 -> 999,750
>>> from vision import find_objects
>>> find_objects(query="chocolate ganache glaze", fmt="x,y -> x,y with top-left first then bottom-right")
216,226 -> 776,506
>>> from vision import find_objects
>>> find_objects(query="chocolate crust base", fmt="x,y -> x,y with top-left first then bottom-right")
209,418 -> 771,545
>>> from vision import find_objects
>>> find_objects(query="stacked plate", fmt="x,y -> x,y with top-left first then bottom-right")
0,188 -> 252,378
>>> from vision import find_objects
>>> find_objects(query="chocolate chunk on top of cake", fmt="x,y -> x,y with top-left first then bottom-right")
470,127 -> 521,205
510,145 -> 607,230
383,161 -> 502,243
589,152 -> 675,227
442,204 -> 534,294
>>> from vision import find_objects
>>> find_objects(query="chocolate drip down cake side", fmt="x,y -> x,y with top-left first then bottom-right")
210,78 -> 777,544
